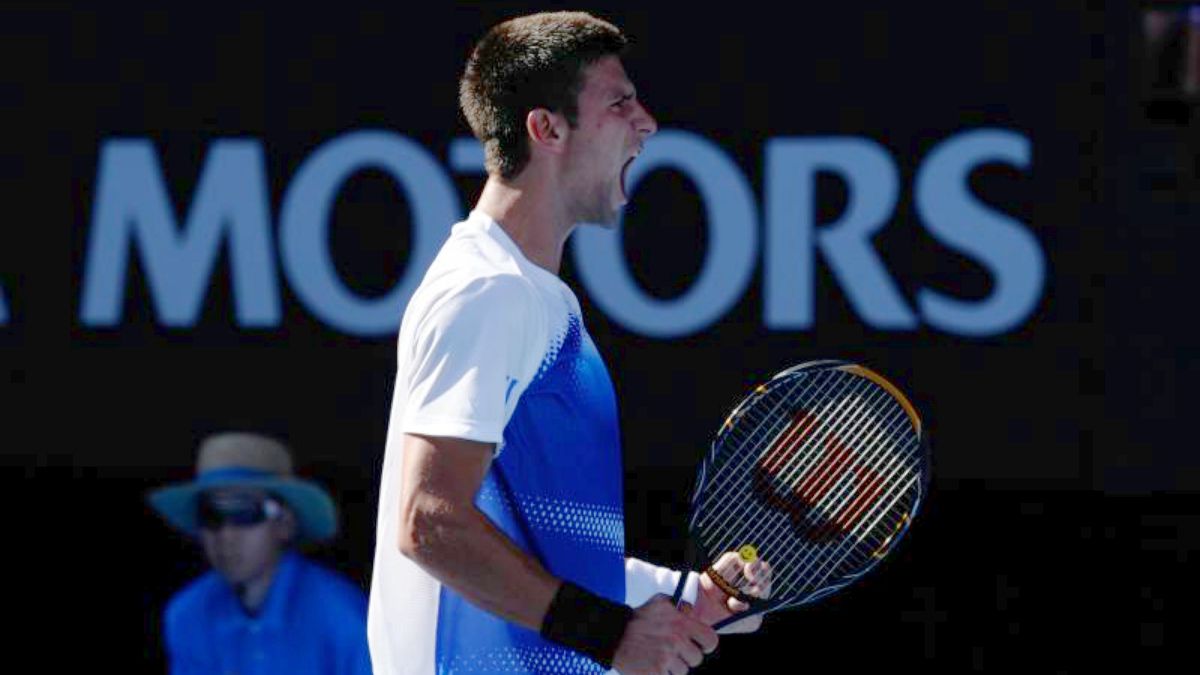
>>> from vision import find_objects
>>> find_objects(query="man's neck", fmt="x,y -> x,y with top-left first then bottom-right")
234,553 -> 284,616
474,173 -> 574,275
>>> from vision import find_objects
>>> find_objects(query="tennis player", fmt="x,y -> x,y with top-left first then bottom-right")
367,12 -> 768,675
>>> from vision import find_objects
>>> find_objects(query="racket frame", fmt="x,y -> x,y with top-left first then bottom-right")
670,360 -> 930,630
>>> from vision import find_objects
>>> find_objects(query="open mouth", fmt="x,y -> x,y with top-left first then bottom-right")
620,156 -> 635,200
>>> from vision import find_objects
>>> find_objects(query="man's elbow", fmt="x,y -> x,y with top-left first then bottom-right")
397,493 -> 462,563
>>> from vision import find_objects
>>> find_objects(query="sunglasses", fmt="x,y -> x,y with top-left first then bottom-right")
197,495 -> 283,530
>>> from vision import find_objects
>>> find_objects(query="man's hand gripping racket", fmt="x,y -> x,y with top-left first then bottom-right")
670,360 -> 930,633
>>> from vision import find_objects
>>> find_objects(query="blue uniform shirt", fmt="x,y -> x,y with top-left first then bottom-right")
164,550 -> 372,675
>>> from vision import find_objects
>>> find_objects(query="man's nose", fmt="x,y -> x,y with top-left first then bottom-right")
213,522 -> 242,541
633,99 -> 658,138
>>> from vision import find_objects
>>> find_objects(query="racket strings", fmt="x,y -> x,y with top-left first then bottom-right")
696,372 -> 865,565
738,398 -> 915,598
796,399 -> 916,540
761,397 -> 900,554
773,417 -> 919,596
693,372 -> 838,512
783,448 -> 919,598
703,374 -> 888,545
692,371 -> 842,532
704,380 -> 890,558
780,431 -> 920,597
761,383 -> 894,520
693,370 -> 923,602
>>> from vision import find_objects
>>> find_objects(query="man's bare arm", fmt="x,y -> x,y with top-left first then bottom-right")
397,431 -> 719,674
397,432 -> 559,630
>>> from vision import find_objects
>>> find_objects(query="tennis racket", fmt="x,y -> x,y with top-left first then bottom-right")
670,359 -> 930,631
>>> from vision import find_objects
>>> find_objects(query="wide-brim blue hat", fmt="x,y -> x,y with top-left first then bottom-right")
147,432 -> 337,543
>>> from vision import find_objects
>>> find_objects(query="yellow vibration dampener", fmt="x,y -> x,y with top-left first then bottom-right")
738,545 -> 758,563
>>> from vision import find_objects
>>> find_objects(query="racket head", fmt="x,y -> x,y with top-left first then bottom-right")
687,360 -> 930,625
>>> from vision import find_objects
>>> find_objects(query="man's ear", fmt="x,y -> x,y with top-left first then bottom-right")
526,108 -> 567,153
274,506 -> 298,544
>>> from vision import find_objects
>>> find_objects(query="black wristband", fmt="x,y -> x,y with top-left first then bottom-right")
540,580 -> 635,668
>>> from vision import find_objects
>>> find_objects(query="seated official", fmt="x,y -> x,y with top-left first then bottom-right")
149,432 -> 372,675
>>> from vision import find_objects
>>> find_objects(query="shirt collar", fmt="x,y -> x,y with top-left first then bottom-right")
213,549 -> 300,634
255,549 -> 299,630
468,209 -> 566,291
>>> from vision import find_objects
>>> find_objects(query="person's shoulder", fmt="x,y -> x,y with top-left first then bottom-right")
289,557 -> 372,660
415,266 -> 544,328
399,217 -> 549,357
426,215 -> 524,281
164,570 -> 225,630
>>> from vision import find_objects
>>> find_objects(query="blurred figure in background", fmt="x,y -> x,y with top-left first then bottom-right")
149,432 -> 371,675
1188,6 -> 1200,95
1143,4 -> 1200,96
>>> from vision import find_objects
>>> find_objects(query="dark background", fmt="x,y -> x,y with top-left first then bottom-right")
3,1 -> 1198,671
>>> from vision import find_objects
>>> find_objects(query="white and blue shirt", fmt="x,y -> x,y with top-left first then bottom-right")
368,211 -> 696,675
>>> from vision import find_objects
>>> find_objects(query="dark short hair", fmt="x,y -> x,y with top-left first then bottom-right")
459,12 -> 628,179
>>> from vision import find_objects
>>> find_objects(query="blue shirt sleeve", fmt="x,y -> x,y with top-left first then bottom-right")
163,590 -> 207,675
338,634 -> 373,675
319,569 -> 372,675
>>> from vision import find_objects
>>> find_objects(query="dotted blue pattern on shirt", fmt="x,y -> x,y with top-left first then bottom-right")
435,314 -> 625,674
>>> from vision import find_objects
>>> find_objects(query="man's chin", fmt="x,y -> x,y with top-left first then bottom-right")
578,209 -> 622,230
599,199 -> 627,228
214,563 -> 252,585
592,214 -> 621,230
574,193 -> 625,229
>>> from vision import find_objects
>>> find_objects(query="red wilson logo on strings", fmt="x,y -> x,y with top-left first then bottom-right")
752,410 -> 887,542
